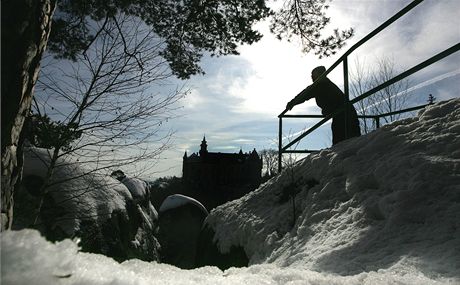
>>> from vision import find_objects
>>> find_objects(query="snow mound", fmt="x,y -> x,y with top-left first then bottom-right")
14,148 -> 160,262
16,147 -> 131,236
206,99 -> 460,278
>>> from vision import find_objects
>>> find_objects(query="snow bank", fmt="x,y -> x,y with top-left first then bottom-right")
1,229 -> 450,285
206,99 -> 460,279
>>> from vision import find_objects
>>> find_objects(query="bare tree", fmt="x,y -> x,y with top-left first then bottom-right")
369,57 -> 411,123
29,15 -> 187,223
260,149 -> 279,178
349,58 -> 372,133
350,56 -> 411,134
278,130 -> 305,228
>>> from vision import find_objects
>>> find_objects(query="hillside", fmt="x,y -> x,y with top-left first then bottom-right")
206,98 -> 460,277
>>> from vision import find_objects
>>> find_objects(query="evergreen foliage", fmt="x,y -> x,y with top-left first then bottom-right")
48,0 -> 353,78
270,0 -> 353,57
25,114 -> 82,152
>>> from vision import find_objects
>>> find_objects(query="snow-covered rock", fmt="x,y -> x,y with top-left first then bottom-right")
121,177 -> 148,203
12,147 -> 160,262
158,194 -> 209,269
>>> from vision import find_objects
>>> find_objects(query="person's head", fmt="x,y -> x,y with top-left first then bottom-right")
311,66 -> 327,82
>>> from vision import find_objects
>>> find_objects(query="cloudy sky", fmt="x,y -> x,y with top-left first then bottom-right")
143,0 -> 460,178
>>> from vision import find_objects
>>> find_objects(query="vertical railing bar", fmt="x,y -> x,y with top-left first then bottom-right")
343,57 -> 350,100
278,117 -> 283,173
343,56 -> 350,141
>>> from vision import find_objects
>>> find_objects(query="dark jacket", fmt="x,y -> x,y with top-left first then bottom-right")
289,78 -> 346,116
288,77 -> 361,144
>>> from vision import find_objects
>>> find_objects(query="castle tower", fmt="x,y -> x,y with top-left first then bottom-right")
199,136 -> 208,157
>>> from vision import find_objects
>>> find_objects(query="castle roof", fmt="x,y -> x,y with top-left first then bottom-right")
184,138 -> 260,164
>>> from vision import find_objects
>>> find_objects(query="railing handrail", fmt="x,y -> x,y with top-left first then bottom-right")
283,103 -> 431,120
278,0 -> 460,172
280,102 -> 431,155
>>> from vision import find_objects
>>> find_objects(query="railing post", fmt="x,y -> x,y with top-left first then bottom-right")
375,117 -> 380,128
278,117 -> 283,173
343,57 -> 350,101
343,56 -> 350,138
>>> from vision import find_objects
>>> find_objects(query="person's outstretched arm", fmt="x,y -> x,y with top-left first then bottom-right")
286,85 -> 314,110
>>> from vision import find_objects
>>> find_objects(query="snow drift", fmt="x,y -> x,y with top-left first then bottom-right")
206,98 -> 460,277
2,99 -> 460,284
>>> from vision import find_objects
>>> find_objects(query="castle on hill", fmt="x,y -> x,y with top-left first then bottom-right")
182,137 -> 262,209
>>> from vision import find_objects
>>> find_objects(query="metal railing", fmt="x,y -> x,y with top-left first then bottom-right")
278,0 -> 460,173
358,99 -> 434,129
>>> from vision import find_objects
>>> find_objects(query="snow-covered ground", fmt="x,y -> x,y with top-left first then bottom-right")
2,99 -> 460,284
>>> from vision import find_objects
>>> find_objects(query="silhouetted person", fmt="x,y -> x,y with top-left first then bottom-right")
286,66 -> 361,145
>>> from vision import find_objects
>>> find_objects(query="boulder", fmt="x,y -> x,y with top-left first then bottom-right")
158,194 -> 208,269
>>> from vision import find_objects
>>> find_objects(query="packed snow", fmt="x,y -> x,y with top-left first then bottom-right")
2,99 -> 460,284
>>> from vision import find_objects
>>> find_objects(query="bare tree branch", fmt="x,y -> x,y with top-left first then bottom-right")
350,56 -> 412,134
30,15 -> 188,221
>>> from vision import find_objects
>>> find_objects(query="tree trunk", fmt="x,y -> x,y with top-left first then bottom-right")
1,0 -> 56,231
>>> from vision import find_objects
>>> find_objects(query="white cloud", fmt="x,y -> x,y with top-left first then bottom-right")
342,0 -> 460,70
409,0 -> 460,57
227,22 -> 337,115
407,68 -> 460,94
184,89 -> 205,110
